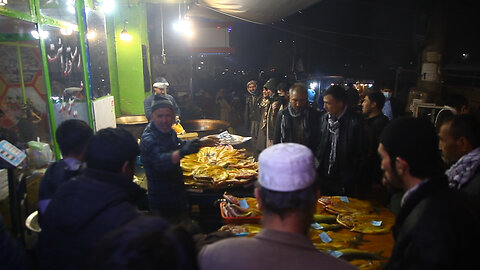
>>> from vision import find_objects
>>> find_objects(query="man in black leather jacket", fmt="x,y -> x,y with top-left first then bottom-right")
316,85 -> 367,196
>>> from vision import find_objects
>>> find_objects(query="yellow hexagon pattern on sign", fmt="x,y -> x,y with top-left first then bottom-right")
33,74 -> 47,97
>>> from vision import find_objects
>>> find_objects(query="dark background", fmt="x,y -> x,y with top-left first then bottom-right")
147,0 -> 480,98
227,0 -> 478,87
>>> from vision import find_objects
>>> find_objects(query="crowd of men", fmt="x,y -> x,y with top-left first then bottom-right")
245,79 -> 393,199
2,78 -> 480,270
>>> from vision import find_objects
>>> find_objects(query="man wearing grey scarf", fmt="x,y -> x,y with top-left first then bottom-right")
326,106 -> 347,175
316,85 -> 367,196
438,114 -> 480,200
274,83 -> 321,153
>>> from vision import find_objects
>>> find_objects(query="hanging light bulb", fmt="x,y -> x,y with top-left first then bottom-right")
40,31 -> 49,39
101,0 -> 115,13
120,29 -> 132,41
66,0 -> 76,14
172,2 -> 194,38
173,17 -> 194,38
30,30 -> 39,39
86,31 -> 97,40
120,20 -> 132,41
31,30 -> 49,40
173,18 -> 190,31
60,28 -> 73,36
184,29 -> 194,37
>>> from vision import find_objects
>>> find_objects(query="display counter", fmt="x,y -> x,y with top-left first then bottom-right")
218,195 -> 395,269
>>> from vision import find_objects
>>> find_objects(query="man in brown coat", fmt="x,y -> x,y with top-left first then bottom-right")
244,80 -> 260,141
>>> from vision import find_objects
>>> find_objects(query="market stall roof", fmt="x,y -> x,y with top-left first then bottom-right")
192,0 -> 323,24
144,0 -> 323,24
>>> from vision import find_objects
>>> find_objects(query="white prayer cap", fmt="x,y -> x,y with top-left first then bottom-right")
258,143 -> 316,192
153,77 -> 169,89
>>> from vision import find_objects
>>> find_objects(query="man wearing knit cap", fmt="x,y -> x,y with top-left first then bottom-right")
244,80 -> 260,141
377,117 -> 480,270
256,78 -> 277,153
140,95 -> 217,222
144,77 -> 181,121
199,143 -> 355,270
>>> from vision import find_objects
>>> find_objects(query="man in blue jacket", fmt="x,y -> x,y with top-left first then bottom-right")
37,128 -> 146,270
140,95 -> 217,222
38,119 -> 93,223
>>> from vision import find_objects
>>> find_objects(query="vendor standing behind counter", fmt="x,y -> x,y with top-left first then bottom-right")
140,95 -> 218,223
144,77 -> 181,122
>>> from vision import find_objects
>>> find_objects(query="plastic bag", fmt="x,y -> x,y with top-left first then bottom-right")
27,140 -> 54,169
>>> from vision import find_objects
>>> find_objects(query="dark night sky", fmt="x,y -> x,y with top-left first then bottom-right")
228,0 -> 478,84
148,0 -> 479,89
230,0 -> 430,78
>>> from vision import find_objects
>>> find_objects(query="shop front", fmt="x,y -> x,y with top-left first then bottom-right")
0,0 -> 152,241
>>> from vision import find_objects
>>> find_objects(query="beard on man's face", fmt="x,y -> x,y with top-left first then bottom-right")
382,168 -> 403,192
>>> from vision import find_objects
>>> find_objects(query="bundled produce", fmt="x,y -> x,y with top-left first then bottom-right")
218,224 -> 262,235
172,123 -> 185,134
317,196 -> 396,234
217,195 -> 395,269
181,146 -> 257,189
318,196 -> 374,214
221,192 -> 261,218
336,212 -> 395,234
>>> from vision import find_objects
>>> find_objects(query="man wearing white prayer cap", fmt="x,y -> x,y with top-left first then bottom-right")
144,77 -> 181,121
199,143 -> 356,270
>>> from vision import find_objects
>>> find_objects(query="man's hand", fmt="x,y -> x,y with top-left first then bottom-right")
272,101 -> 279,111
200,135 -> 219,147
171,150 -> 181,164
180,140 -> 201,157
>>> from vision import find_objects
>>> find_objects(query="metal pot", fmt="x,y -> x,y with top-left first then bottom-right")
181,119 -> 230,136
116,115 -> 148,125
116,115 -> 148,140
